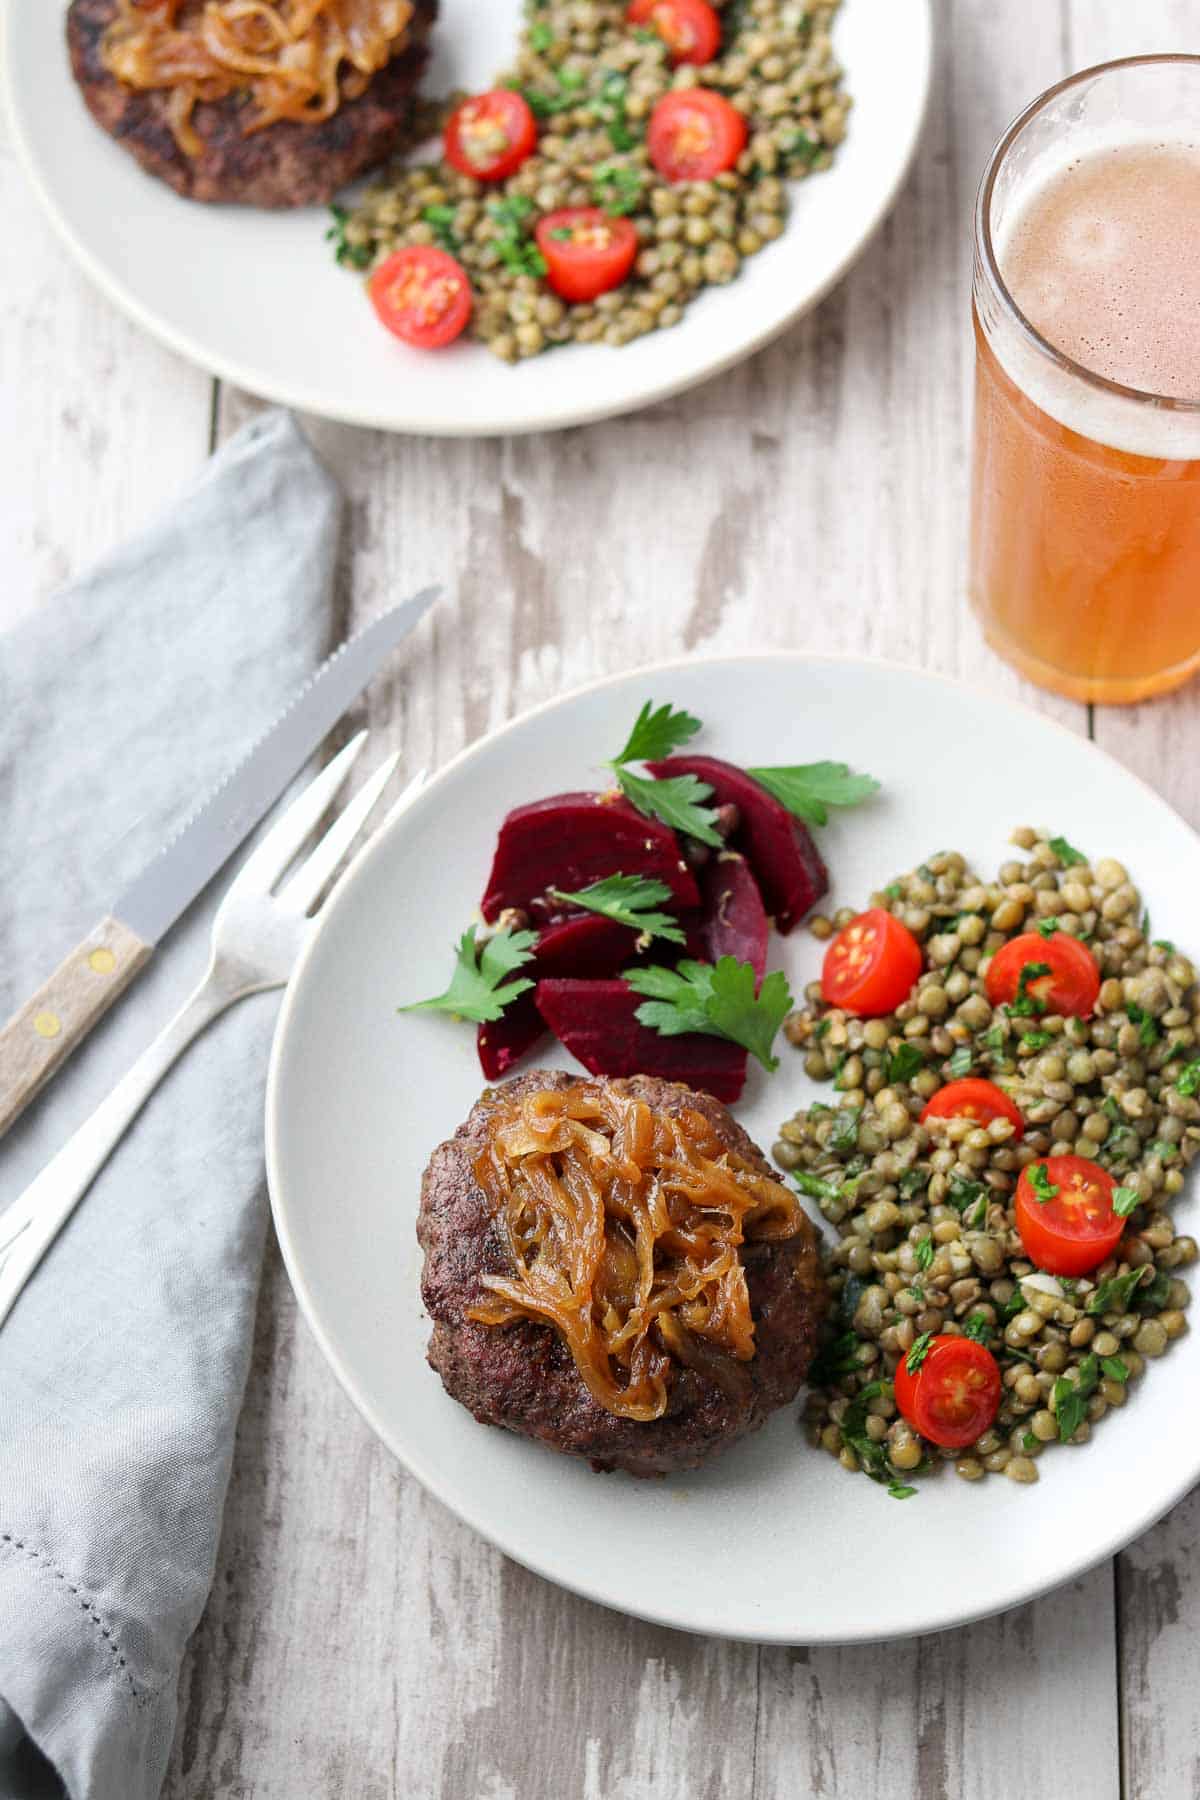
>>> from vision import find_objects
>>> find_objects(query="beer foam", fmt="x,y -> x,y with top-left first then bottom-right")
988,130 -> 1200,460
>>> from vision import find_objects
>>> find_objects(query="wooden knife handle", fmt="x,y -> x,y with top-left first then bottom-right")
0,917 -> 152,1141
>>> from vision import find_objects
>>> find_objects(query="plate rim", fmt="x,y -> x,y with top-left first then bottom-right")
265,649 -> 1200,1644
3,0 -> 933,437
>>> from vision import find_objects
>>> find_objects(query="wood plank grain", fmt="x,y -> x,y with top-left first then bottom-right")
0,98 -> 213,628
1060,7 -> 1200,1798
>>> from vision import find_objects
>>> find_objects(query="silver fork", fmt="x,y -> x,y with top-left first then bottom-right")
0,733 -> 420,1330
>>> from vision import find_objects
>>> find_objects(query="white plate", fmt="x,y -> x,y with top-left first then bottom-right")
268,662 -> 1200,1648
4,2 -> 931,436
267,655 -> 1200,1643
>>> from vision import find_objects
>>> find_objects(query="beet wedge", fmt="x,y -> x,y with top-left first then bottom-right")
647,755 -> 827,933
535,978 -> 747,1103
481,791 -> 699,922
699,852 -> 768,979
477,915 -> 639,1080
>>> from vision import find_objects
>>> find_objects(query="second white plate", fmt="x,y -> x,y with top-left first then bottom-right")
267,655 -> 1200,1643
5,1 -> 931,435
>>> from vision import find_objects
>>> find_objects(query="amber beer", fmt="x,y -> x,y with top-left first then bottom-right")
969,58 -> 1200,704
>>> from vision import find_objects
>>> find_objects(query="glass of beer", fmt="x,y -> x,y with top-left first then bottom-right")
969,57 -> 1200,705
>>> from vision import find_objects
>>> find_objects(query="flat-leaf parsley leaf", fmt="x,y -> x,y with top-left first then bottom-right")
400,925 -> 537,1024
624,957 -> 794,1070
551,873 -> 686,944
744,761 -> 880,828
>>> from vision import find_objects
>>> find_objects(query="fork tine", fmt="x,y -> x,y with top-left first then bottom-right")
226,732 -> 368,900
276,753 -> 405,915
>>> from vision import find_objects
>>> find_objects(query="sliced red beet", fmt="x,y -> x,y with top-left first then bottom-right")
647,755 -> 828,933
481,791 -> 699,922
535,978 -> 747,1103
477,914 -> 639,1080
699,853 -> 768,979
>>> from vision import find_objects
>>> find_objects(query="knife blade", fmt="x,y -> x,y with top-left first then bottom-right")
0,586 -> 437,1139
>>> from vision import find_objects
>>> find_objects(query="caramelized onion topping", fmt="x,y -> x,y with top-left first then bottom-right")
468,1082 -> 806,1422
101,0 -> 415,156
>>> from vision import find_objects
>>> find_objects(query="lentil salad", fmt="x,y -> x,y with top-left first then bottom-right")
332,0 -> 851,357
774,828 -> 1196,1492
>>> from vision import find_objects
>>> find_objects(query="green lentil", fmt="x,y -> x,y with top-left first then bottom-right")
332,0 -> 850,357
782,831 -> 1194,1493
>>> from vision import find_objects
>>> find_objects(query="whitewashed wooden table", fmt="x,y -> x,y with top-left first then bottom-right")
4,3 -> 1200,1794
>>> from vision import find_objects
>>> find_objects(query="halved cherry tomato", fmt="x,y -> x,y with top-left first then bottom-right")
534,208 -> 639,302
893,1334 -> 1002,1450
368,247 -> 472,349
444,90 -> 538,182
647,89 -> 747,183
821,908 -> 923,1017
627,0 -> 721,65
1015,1154 -> 1126,1275
985,930 -> 1100,1020
921,1078 -> 1024,1139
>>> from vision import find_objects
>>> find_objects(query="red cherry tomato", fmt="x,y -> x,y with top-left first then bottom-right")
985,931 -> 1100,1020
1015,1154 -> 1126,1276
647,89 -> 748,183
444,90 -> 538,182
921,1078 -> 1024,1139
534,208 -> 639,302
368,247 -> 472,350
893,1335 -> 1002,1450
627,0 -> 722,65
821,908 -> 923,1017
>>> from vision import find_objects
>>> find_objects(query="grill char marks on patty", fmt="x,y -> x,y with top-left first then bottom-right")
417,1070 -> 827,1477
66,0 -> 438,208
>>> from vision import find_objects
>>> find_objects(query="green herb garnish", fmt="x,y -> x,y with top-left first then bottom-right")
1087,1265 -> 1151,1316
421,204 -> 461,255
914,1235 -> 935,1273
944,1045 -> 974,1079
1176,1059 -> 1200,1098
591,160 -> 645,216
400,925 -> 536,1024
1008,961 -> 1052,1018
828,1105 -> 863,1153
887,1044 -> 925,1084
962,1312 -> 993,1344
887,1482 -> 918,1500
624,957 -> 792,1071
792,1169 -> 861,1206
899,1165 -> 930,1197
1112,1186 -> 1140,1217
906,1332 -> 934,1374
590,70 -> 638,149
551,874 -> 685,944
1126,1001 -> 1159,1047
606,701 -> 720,845
512,65 -> 586,118
1027,1163 -> 1059,1204
1049,835 -> 1088,867
884,883 -> 902,902
325,204 -> 371,270
487,195 -> 548,276
1054,1353 -> 1099,1441
1036,917 -> 1061,939
745,762 -> 880,828
1021,1030 -> 1052,1051
528,19 -> 554,51
808,1328 -> 862,1385
1022,1432 -> 1039,1452
1101,1355 -> 1129,1385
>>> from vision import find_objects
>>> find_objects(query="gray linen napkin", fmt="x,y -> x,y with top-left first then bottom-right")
0,410 -> 342,1800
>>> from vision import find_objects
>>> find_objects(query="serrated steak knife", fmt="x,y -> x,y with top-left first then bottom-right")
0,586 -> 437,1140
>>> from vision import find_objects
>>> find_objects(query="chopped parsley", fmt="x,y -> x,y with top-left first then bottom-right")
899,1165 -> 931,1198
1022,1431 -> 1039,1452
590,70 -> 639,149
887,1482 -> 918,1500
946,1175 -> 988,1228
325,204 -> 371,270
1101,1354 -> 1130,1385
551,873 -> 685,944
1049,835 -> 1088,867
1098,1096 -> 1140,1168
1036,917 -> 1061,939
745,761 -> 880,828
914,1235 -> 935,1273
624,957 -> 793,1071
906,1331 -> 934,1374
1126,1001 -> 1159,1047
1154,939 -> 1176,955
1007,961 -> 1051,1018
512,65 -> 586,118
828,1106 -> 863,1154
1112,1186 -> 1140,1217
487,195 -> 548,276
528,19 -> 554,51
792,1169 -> 859,1206
887,1043 -> 925,1084
1054,1352 -> 1099,1441
962,1312 -> 993,1344
1175,1058 -> 1200,1098
591,160 -> 645,216
1027,1163 -> 1059,1204
943,1045 -> 974,1079
1087,1265 -> 1151,1316
1020,1030 -> 1052,1051
984,1024 -> 1007,1053
400,925 -> 536,1024
884,883 -> 902,903
421,204 -> 461,255
808,1328 -> 862,1385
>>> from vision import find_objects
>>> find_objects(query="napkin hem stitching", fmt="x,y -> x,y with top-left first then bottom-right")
0,1532 -> 159,1706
